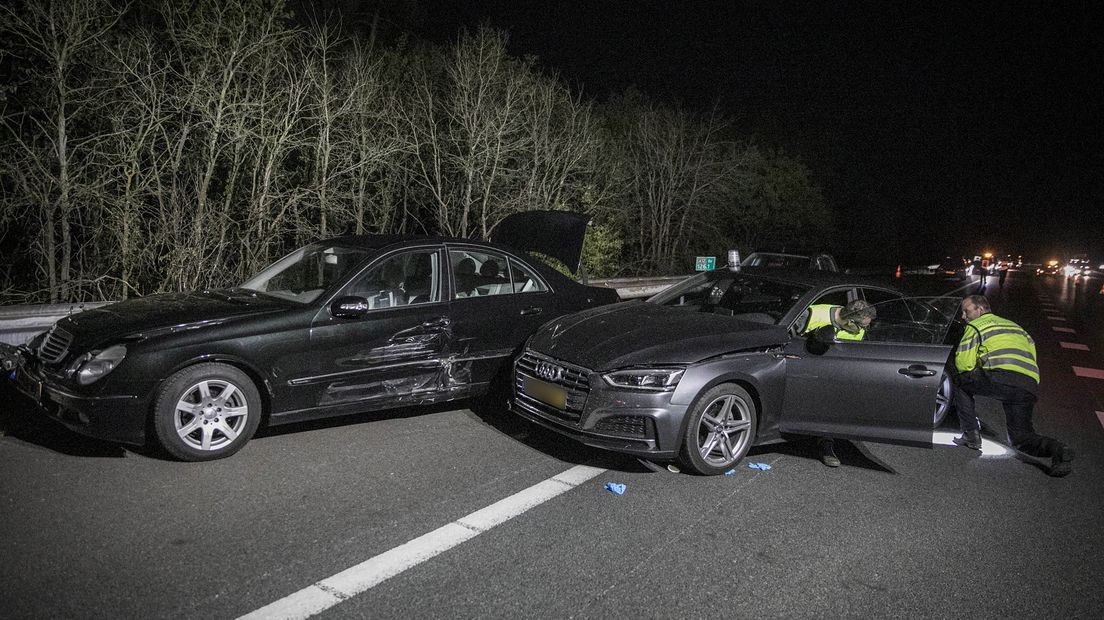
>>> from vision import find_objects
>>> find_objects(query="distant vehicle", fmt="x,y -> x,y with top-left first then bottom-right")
741,251 -> 838,272
4,210 -> 620,461
1036,261 -> 1061,276
1064,257 -> 1092,277
510,267 -> 961,474
937,257 -> 968,279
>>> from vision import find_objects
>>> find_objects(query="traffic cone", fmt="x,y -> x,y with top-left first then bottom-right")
895,264 -> 902,278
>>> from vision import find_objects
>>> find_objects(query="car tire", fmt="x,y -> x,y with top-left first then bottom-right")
678,383 -> 758,475
152,363 -> 262,461
934,372 -> 955,429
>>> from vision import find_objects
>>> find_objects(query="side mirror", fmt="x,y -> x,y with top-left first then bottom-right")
331,296 -> 370,319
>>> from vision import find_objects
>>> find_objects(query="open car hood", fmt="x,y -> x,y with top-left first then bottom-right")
491,210 -> 590,274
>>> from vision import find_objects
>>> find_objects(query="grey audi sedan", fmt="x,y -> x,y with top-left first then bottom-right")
510,267 -> 962,474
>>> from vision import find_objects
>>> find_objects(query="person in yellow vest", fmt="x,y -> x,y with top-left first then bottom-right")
800,299 -> 877,466
953,295 -> 1074,477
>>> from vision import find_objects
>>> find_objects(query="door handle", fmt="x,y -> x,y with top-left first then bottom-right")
422,316 -> 451,329
520,306 -> 543,316
898,364 -> 936,378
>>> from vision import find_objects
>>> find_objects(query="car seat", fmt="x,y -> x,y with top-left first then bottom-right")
455,257 -> 478,297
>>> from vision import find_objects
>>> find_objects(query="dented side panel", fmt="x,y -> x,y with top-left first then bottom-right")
284,302 -> 458,412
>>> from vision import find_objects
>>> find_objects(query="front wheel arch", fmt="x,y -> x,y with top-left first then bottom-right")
678,382 -> 760,475
150,362 -> 263,461
151,355 -> 274,425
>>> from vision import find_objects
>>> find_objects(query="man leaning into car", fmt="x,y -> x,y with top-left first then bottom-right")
799,299 -> 877,467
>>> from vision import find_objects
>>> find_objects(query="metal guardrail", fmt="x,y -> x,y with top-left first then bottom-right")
0,302 -> 114,346
0,276 -> 692,346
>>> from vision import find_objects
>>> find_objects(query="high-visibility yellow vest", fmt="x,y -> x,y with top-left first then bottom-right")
803,304 -> 865,341
955,313 -> 1039,383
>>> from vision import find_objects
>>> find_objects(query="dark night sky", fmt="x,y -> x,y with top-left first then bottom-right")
409,1 -> 1103,263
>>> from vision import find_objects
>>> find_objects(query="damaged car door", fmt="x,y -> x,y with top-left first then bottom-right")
445,246 -> 535,392
287,246 -> 454,416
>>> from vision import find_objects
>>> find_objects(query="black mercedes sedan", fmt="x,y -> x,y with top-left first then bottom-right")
510,266 -> 962,474
7,211 -> 619,461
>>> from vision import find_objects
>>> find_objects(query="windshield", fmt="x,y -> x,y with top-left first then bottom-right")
241,243 -> 371,303
649,271 -> 810,324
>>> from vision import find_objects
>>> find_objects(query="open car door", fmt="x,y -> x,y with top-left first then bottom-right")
779,297 -> 958,446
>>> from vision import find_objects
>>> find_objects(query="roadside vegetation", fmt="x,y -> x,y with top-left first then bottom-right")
0,0 -> 832,303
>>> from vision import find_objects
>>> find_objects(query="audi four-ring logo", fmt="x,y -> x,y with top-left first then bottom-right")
534,361 -> 565,382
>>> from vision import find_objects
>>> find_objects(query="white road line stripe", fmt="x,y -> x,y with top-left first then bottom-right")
238,465 -> 606,620
1072,366 -> 1104,380
932,431 -> 1012,457
1097,412 -> 1104,430
1052,327 -> 1076,333
1059,342 -> 1090,351
1045,316 -> 1068,321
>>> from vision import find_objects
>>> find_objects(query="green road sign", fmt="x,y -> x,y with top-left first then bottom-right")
695,256 -> 716,271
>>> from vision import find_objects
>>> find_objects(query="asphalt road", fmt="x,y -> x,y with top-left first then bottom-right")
1,269 -> 1102,619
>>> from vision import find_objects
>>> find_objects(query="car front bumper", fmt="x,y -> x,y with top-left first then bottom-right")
510,353 -> 688,459
6,352 -> 147,447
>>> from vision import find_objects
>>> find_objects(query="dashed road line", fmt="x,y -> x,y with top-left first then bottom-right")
237,465 -> 606,620
1072,367 -> 1104,380
1045,316 -> 1068,321
1059,342 -> 1090,351
1052,326 -> 1076,333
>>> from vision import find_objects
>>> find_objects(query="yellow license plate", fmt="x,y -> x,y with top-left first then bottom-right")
523,376 -> 567,409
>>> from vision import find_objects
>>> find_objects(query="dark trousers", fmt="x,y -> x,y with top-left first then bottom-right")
954,376 -> 1062,459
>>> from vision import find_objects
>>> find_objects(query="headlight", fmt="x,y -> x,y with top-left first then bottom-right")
75,344 -> 127,385
602,368 -> 685,391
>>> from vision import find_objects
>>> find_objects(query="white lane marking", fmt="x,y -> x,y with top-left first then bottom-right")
1072,366 -> 1104,380
1052,326 -> 1076,333
932,431 -> 1012,457
238,465 -> 605,620
1098,412 -> 1104,430
1059,342 -> 1090,351
1045,316 -> 1068,321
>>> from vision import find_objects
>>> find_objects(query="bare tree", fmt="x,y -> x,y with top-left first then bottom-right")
0,0 -> 126,301
155,0 -> 293,290
610,92 -> 728,272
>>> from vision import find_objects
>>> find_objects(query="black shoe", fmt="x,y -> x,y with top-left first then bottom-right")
1049,445 -> 1075,477
953,430 -> 981,451
819,439 -> 840,467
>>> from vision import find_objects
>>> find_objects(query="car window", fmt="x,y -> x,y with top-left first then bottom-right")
790,288 -> 856,334
509,258 -> 549,293
811,289 -> 853,307
742,253 -> 810,269
863,297 -> 951,344
449,249 -> 513,299
242,243 -> 370,304
345,249 -> 440,308
652,272 -> 809,322
860,287 -> 899,305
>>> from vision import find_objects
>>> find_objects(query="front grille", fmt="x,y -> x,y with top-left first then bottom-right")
515,351 -> 591,423
593,415 -> 649,437
38,327 -> 73,364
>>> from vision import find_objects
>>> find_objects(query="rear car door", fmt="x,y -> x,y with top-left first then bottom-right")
446,246 -> 530,391
779,295 -> 953,446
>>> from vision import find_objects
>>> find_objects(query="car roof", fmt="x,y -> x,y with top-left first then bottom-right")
319,211 -> 592,273
726,266 -> 900,291
319,234 -> 501,251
